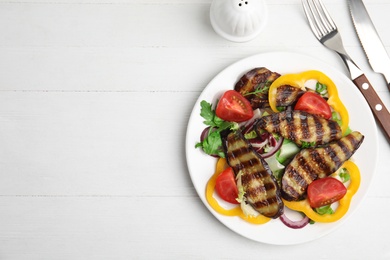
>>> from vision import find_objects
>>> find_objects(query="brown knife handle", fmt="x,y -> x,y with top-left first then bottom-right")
353,74 -> 390,142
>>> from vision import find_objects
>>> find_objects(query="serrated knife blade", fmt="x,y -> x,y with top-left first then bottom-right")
348,0 -> 390,90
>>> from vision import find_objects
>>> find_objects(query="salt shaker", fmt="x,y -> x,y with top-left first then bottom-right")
210,0 -> 268,42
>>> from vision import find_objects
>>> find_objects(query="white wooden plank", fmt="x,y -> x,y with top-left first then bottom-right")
0,196 -> 389,259
0,91 -> 197,196
0,1 -> 388,49
0,0 -> 388,5
0,44 -> 387,93
0,46 -> 347,92
0,1 -> 389,92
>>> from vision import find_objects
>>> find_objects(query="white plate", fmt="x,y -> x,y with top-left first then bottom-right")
185,51 -> 378,245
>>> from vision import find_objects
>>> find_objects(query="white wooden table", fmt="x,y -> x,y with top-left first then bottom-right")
0,0 -> 389,259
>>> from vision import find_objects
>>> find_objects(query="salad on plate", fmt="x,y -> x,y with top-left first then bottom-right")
195,67 -> 364,229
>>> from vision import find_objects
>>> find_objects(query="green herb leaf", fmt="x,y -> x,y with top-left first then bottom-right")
217,119 -> 236,132
244,130 -> 257,140
199,100 -> 214,124
199,100 -> 235,130
331,111 -> 342,126
195,130 -> 225,158
339,167 -> 350,183
243,81 -> 272,97
213,115 -> 225,127
301,141 -> 316,148
196,100 -> 237,157
315,82 -> 328,97
344,126 -> 352,136
314,205 -> 334,215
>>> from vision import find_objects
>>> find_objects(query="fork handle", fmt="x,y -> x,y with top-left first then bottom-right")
353,74 -> 390,142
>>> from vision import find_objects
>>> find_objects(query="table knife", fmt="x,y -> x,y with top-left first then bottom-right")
348,0 -> 390,91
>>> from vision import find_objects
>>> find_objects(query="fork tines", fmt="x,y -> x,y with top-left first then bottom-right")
302,0 -> 337,40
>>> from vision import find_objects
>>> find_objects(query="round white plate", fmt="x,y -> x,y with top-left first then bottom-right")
185,52 -> 378,245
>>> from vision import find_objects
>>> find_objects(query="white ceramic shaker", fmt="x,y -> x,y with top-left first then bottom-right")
210,0 -> 268,42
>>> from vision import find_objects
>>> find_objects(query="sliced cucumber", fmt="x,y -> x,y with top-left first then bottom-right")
276,140 -> 300,164
265,153 -> 285,173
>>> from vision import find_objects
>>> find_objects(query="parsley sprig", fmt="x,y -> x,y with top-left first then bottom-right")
243,81 -> 272,97
195,100 -> 238,158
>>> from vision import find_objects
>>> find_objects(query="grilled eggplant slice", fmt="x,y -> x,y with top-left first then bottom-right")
255,109 -> 342,147
275,85 -> 306,107
281,131 -> 364,201
234,67 -> 280,109
222,130 -> 284,218
234,67 -> 308,109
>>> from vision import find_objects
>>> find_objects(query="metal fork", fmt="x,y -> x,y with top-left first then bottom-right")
302,0 -> 390,142
302,0 -> 361,79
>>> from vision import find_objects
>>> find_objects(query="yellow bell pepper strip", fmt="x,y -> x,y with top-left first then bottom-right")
205,158 -> 271,224
268,70 -> 350,135
283,160 -> 360,223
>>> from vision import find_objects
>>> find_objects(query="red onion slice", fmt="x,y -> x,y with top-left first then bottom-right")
200,126 -> 211,143
239,108 -> 262,130
249,138 -> 268,149
242,121 -> 255,134
261,135 -> 284,159
280,213 -> 310,229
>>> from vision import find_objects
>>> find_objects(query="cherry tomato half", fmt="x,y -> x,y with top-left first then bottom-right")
215,167 -> 239,204
295,92 -> 332,119
307,177 -> 347,208
216,90 -> 253,122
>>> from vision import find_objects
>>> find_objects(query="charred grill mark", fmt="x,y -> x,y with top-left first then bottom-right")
241,158 -> 260,170
328,121 -> 341,143
300,113 -> 311,140
275,86 -> 291,106
325,145 -> 340,165
281,168 -> 302,201
291,170 -> 308,191
314,115 -> 324,144
241,169 -> 267,184
253,196 -> 280,210
247,183 -> 267,195
275,85 -> 306,107
230,146 -> 251,159
336,139 -> 350,160
283,113 -> 300,140
285,108 -> 294,123
270,113 -> 281,132
297,152 -> 318,181
311,149 -> 333,173
349,133 -> 362,147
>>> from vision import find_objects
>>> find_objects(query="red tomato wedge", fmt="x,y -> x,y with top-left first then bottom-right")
216,90 -> 253,122
295,92 -> 332,119
307,177 -> 347,208
215,167 -> 239,204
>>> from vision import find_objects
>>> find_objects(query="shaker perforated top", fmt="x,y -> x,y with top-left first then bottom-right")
210,0 -> 268,42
